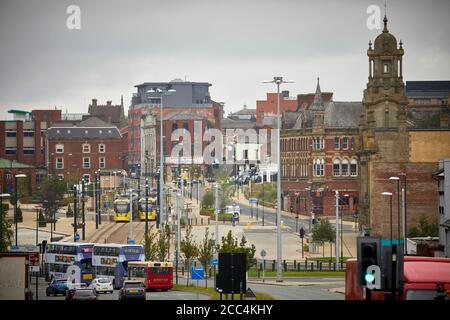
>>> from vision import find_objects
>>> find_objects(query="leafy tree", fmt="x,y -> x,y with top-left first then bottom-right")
40,175 -> 67,220
197,228 -> 215,286
217,230 -> 256,271
180,225 -> 199,286
157,227 -> 170,261
0,203 -> 12,251
408,214 -> 439,237
312,219 -> 336,257
201,191 -> 214,209
143,225 -> 159,261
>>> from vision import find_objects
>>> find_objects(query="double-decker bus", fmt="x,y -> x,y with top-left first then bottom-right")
44,242 -> 94,284
92,244 -> 145,289
113,198 -> 131,222
128,261 -> 173,291
138,196 -> 157,221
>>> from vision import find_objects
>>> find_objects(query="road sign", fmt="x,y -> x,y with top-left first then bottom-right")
260,249 -> 266,257
127,239 -> 135,244
249,198 -> 258,204
74,232 -> 80,241
209,259 -> 218,266
191,266 -> 205,280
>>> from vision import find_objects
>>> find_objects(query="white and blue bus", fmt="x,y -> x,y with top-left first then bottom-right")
92,244 -> 145,289
44,242 -> 94,284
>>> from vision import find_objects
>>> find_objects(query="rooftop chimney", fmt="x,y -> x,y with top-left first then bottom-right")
92,99 -> 97,107
106,101 -> 112,106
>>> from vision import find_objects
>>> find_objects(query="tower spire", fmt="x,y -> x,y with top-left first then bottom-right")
383,0 -> 389,32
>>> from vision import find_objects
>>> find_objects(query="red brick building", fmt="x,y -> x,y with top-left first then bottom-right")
280,79 -> 362,218
256,91 -> 298,124
46,117 -> 126,184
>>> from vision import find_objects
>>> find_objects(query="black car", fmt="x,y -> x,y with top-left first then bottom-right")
119,281 -> 146,300
70,288 -> 98,300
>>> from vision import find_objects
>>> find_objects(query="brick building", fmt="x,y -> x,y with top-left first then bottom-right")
256,91 -> 298,124
0,109 -> 63,190
356,16 -> 450,238
280,79 -> 362,218
128,80 -> 223,175
46,117 -> 126,184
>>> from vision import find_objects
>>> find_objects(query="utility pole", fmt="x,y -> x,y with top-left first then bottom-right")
214,183 -> 219,249
129,188 -> 133,242
176,191 -> 181,285
82,180 -> 85,241
335,190 -> 340,269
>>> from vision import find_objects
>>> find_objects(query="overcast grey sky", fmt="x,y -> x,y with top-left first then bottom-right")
0,0 -> 449,117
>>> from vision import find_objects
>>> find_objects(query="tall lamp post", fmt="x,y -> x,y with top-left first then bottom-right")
382,191 -> 396,300
398,173 -> 407,254
145,178 -> 149,235
263,76 -> 294,282
14,174 -> 27,246
389,177 -> 401,252
147,87 -> 176,234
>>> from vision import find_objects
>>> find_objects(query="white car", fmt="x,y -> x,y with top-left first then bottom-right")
89,278 -> 114,294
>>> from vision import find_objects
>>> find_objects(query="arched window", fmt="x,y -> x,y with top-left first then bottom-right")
333,159 -> 341,177
350,159 -> 358,176
341,159 -> 349,176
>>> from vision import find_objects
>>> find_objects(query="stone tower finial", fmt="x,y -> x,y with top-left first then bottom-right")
383,15 -> 388,33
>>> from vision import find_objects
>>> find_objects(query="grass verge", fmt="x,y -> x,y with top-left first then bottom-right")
173,284 -> 275,300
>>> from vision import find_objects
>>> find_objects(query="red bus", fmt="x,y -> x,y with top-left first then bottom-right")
127,261 -> 173,291
345,256 -> 450,300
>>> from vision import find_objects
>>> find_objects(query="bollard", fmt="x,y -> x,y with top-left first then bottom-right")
257,268 -> 260,278
316,260 -> 320,269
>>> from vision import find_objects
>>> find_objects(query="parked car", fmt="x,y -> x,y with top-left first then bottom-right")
89,278 -> 113,294
46,279 -> 68,296
69,288 -> 98,300
119,280 -> 146,300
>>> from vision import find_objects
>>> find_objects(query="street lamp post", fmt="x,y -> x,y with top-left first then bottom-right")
73,185 -> 77,242
147,87 -> 176,234
382,191 -> 396,300
399,173 -> 407,254
82,180 -> 86,241
145,178 -> 149,235
389,177 -> 401,252
263,76 -> 294,282
14,174 -> 27,246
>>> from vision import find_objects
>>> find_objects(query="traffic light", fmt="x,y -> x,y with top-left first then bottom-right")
357,236 -> 381,287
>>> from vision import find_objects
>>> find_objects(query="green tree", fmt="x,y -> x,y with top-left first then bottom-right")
180,225 -> 199,286
408,214 -> 439,237
312,219 -> 336,257
143,225 -> 159,261
0,203 -> 12,251
201,191 -> 214,209
217,230 -> 256,271
40,175 -> 67,220
157,227 -> 170,261
197,228 -> 215,287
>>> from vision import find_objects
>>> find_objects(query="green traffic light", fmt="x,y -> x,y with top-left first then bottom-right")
365,272 -> 375,283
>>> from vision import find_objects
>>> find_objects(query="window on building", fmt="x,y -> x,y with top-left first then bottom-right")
439,206 -> 445,215
314,159 -> 324,176
56,158 -> 64,169
83,157 -> 91,169
5,147 -> 17,155
23,147 -> 35,155
244,150 -> 249,160
24,129 -> 35,137
385,110 -> 389,127
82,144 -> 91,153
56,144 -> 64,153
99,144 -> 105,153
99,157 -> 106,169
334,137 -> 340,150
333,159 -> 340,176
36,173 -> 45,187
183,122 -> 189,130
172,123 -> 178,131
350,159 -> 358,176
341,159 -> 349,176
383,63 -> 389,73
342,137 -> 349,150
6,129 -> 17,137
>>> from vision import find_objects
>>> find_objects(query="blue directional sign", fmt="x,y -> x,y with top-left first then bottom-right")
249,198 -> 258,204
191,266 -> 205,280
74,232 -> 80,241
209,259 -> 218,266
127,239 -> 135,244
